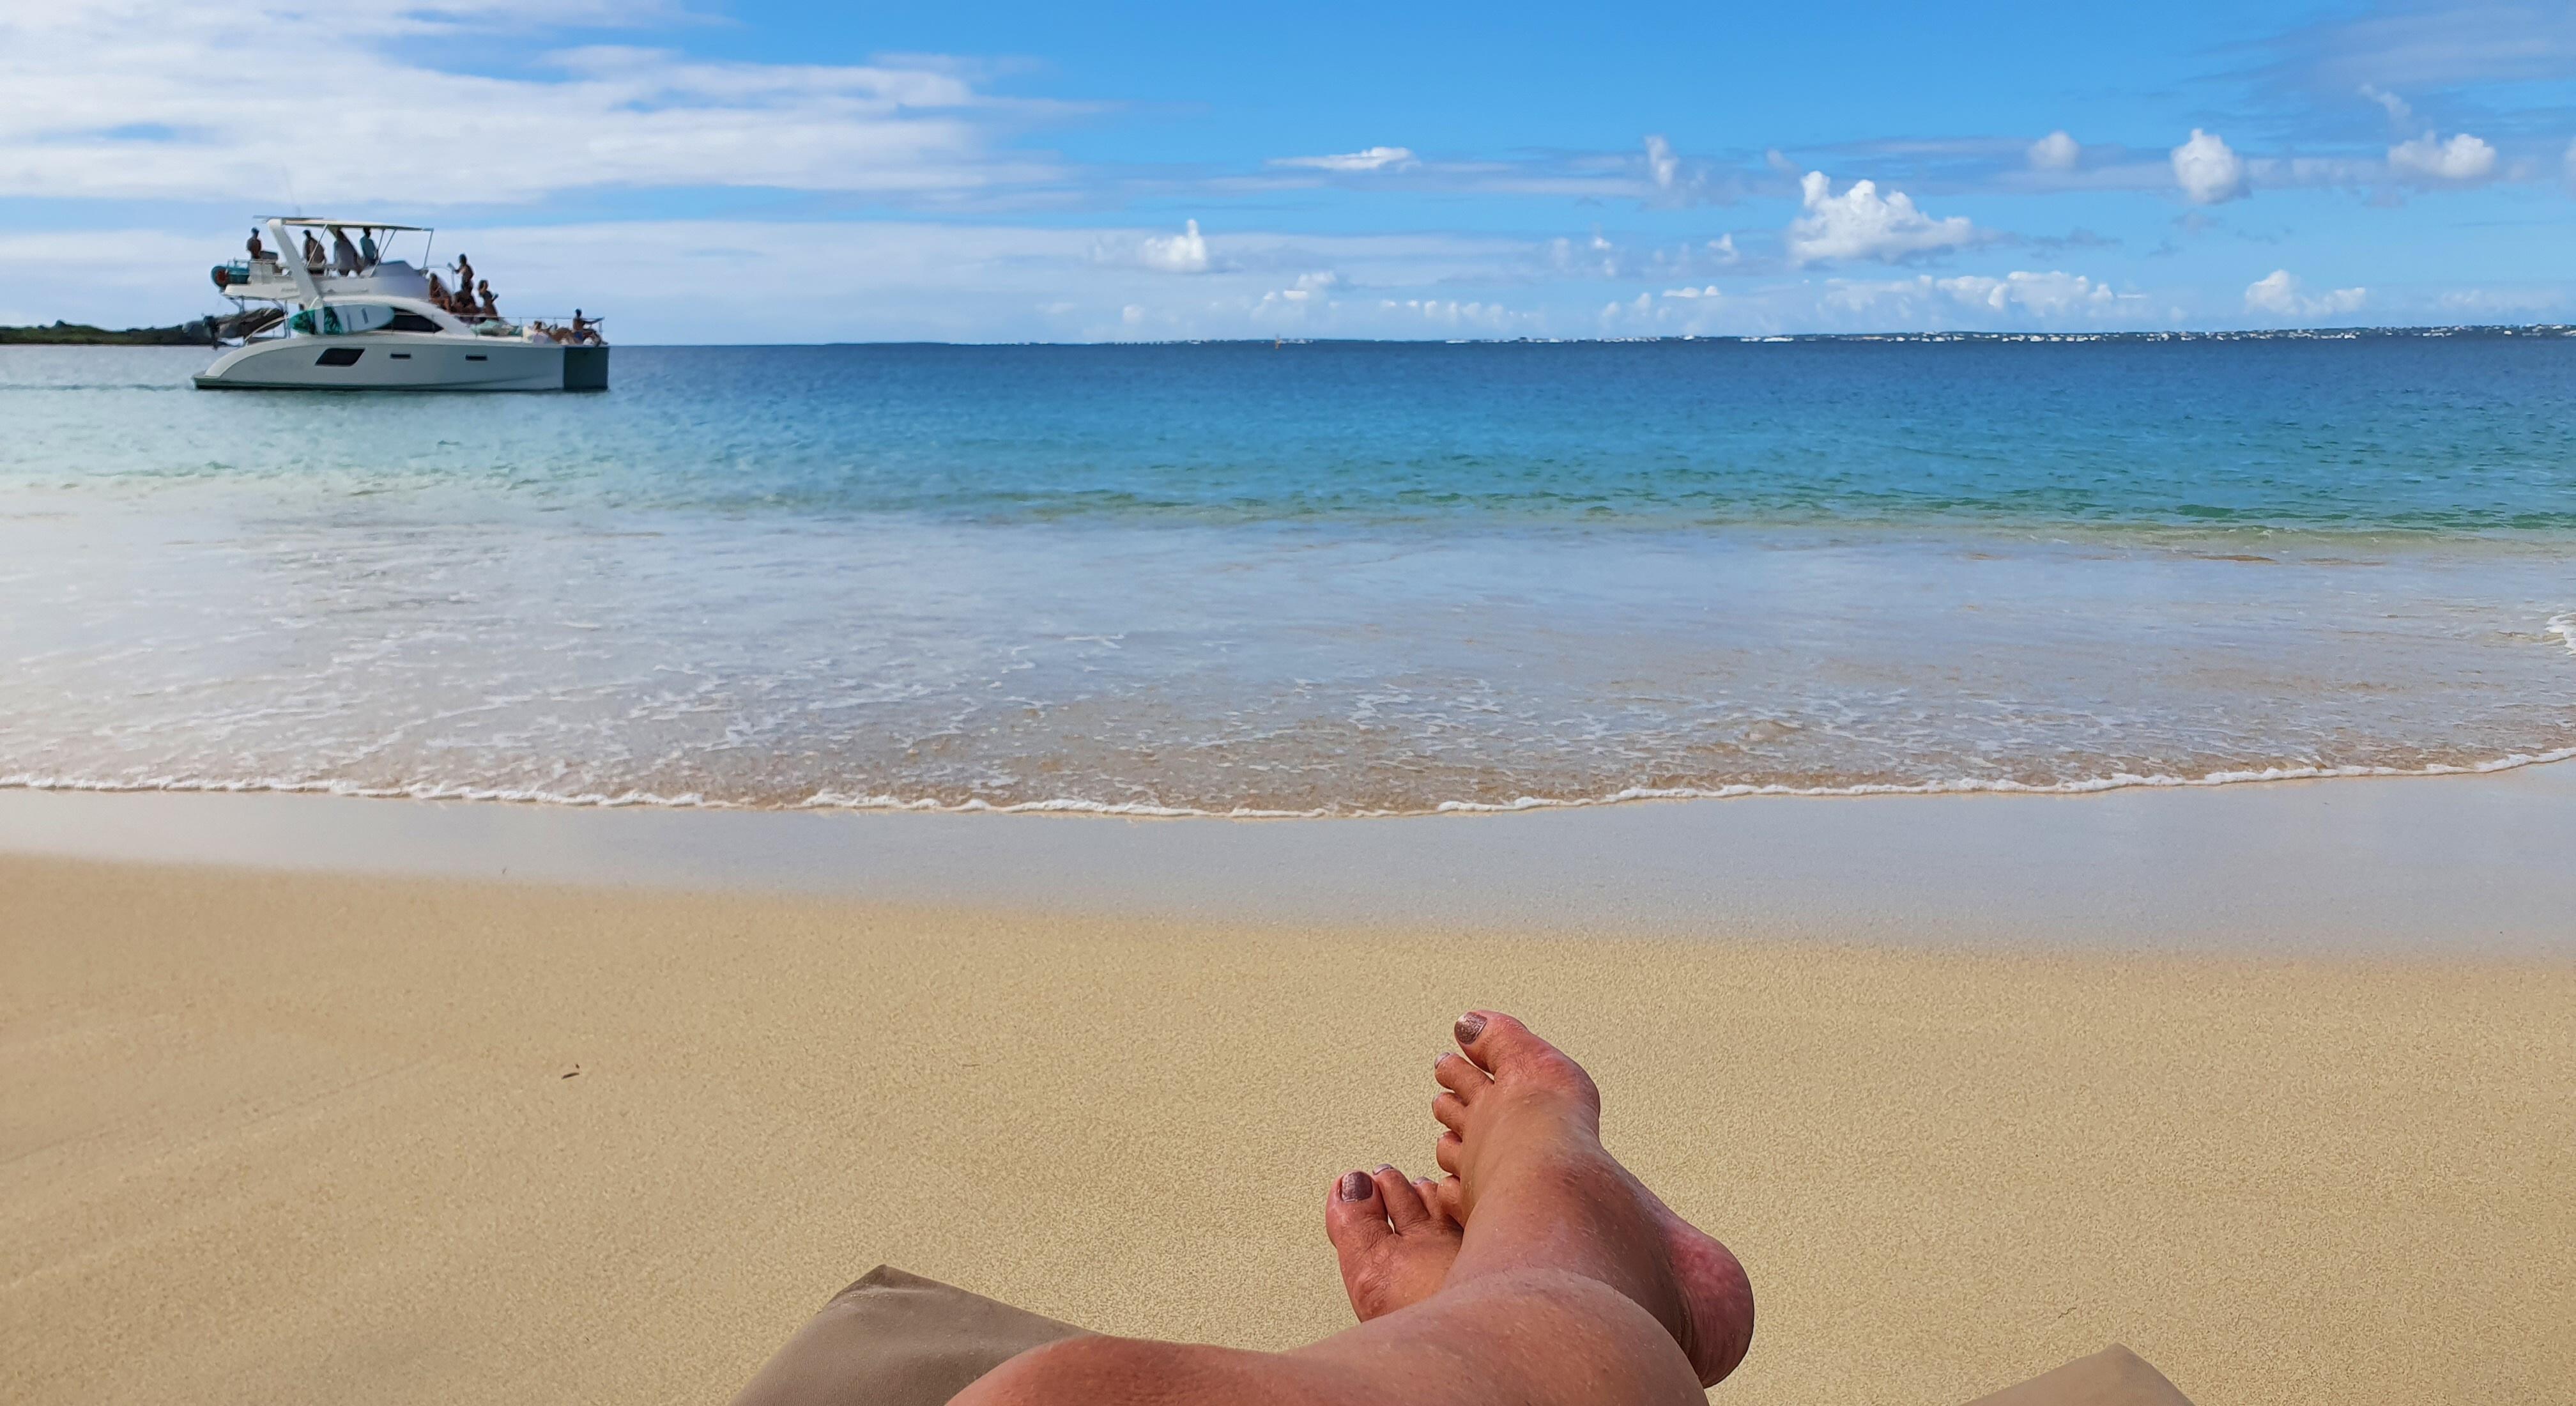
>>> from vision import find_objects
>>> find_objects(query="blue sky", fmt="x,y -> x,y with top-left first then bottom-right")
3,0 -> 2572,341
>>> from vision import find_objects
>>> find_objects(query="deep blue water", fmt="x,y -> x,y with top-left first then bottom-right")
3,337 -> 2572,813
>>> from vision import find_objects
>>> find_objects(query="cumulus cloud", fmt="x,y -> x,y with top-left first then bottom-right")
1137,220 -> 1211,273
1805,270 -> 2145,325
1935,270 -> 2123,316
1785,172 -> 1980,266
2027,130 -> 2082,171
1644,134 -> 1680,190
2437,286 -> 2568,316
1708,233 -> 1740,265
1379,297 -> 1523,330
2172,128 -> 2248,205
0,1 -> 1069,205
2387,130 -> 2498,182
1269,146 -> 1418,172
2244,269 -> 2366,319
1661,285 -> 1721,299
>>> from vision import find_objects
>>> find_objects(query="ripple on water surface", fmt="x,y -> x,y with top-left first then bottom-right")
3,340 -> 2573,814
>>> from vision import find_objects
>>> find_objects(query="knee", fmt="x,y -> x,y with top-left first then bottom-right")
951,1334 -> 1243,1405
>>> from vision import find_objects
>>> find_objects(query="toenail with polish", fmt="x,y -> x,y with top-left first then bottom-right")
1455,1012 -> 1487,1044
1375,1164 -> 1397,1175
1340,1171 -> 1371,1201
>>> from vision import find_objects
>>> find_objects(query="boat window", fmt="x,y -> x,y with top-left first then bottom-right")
314,347 -> 365,367
289,304 -> 409,336
385,311 -> 442,334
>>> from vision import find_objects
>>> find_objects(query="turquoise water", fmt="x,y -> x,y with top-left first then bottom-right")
3,336 -> 2572,814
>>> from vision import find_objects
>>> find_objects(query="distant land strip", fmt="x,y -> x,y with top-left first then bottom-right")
3,311 -> 280,346
7,318 -> 2570,348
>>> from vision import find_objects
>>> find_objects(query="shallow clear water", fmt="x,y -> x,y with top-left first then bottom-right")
3,337 -> 2572,814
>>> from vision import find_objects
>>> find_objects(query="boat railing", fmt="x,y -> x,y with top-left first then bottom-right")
504,315 -> 610,346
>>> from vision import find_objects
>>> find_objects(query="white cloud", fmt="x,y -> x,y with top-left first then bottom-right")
2244,269 -> 2367,320
2172,128 -> 2248,205
1381,297 -> 1524,330
1785,172 -> 1980,266
1935,270 -> 2123,316
2437,286 -> 2568,316
2359,84 -> 2413,128
1708,234 -> 1740,265
0,3 -> 1066,205
1138,220 -> 1210,273
1644,134 -> 1680,190
2027,130 -> 2082,171
2387,130 -> 2498,182
1803,270 -> 2147,327
1661,285 -> 1721,299
1269,146 -> 1418,173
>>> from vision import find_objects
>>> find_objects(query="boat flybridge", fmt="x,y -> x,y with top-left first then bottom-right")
194,217 -> 607,392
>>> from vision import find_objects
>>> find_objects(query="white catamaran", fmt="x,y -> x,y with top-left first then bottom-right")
195,218 -> 608,392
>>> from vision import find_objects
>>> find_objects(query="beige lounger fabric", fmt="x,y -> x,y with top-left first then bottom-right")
730,1266 -> 2195,1406
727,1265 -> 1087,1406
1959,1343 -> 2196,1406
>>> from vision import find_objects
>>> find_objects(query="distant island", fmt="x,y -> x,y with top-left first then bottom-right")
3,311 -> 280,346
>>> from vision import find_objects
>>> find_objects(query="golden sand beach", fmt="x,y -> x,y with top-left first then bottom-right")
4,791 -> 2572,1404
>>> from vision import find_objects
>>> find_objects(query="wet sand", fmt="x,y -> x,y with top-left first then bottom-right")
4,798 -> 2572,1404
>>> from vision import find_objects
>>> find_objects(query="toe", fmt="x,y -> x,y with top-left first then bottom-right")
1374,1166 -> 1434,1230
1454,1010 -> 1598,1106
1433,1051 -> 1489,1102
1453,1009 -> 1551,1074
1432,1090 -> 1469,1134
1434,1130 -> 1463,1176
1425,1175 -> 1466,1225
1324,1169 -> 1390,1257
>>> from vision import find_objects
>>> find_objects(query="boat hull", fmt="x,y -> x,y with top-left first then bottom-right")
193,334 -> 606,392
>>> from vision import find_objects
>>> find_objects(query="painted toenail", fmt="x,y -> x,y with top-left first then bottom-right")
1340,1171 -> 1371,1201
1455,1012 -> 1487,1044
1375,1164 -> 1397,1175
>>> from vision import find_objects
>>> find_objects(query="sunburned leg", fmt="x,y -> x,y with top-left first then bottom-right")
953,1010 -> 1751,1406
1432,1010 -> 1754,1386
954,1269 -> 1699,1406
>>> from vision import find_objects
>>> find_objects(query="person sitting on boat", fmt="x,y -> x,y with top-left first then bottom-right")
426,272 -> 454,311
571,310 -> 598,345
301,230 -> 328,272
330,226 -> 361,275
358,228 -> 380,269
476,280 -> 499,318
245,228 -> 270,265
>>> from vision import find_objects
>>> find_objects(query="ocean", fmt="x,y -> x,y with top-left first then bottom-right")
3,334 -> 2572,815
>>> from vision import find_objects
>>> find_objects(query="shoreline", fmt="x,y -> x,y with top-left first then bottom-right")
11,741 -> 2576,817
6,759 -> 2573,955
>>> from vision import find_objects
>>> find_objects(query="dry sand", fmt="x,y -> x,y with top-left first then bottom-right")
5,851 -> 2573,1405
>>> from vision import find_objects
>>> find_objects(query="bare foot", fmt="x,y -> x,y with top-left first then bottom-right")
1322,1164 -> 1465,1320
1432,1010 -> 1755,1386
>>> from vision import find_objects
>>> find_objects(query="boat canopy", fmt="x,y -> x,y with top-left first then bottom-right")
259,217 -> 433,232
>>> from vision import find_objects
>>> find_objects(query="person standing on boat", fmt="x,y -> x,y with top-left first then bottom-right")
358,228 -> 380,269
452,253 -> 475,301
302,229 -> 327,272
330,226 -> 360,275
